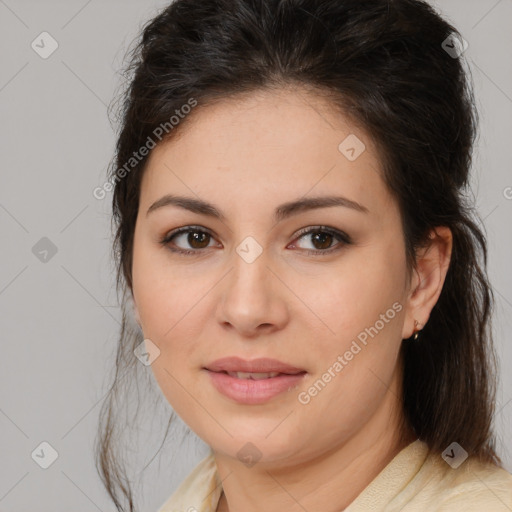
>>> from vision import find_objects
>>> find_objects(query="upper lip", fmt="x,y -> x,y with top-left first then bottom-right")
204,357 -> 306,374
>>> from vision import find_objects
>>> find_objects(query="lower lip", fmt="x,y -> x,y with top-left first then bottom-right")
205,370 -> 307,405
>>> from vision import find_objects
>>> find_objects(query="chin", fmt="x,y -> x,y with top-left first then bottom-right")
206,426 -> 305,466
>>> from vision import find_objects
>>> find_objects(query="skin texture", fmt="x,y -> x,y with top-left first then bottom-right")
131,85 -> 452,512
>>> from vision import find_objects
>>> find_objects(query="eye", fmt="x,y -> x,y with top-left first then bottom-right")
290,226 -> 351,256
160,226 -> 217,255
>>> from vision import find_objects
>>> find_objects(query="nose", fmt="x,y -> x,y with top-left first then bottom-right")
215,246 -> 290,338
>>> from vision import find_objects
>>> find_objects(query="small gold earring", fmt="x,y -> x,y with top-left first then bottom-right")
413,320 -> 423,340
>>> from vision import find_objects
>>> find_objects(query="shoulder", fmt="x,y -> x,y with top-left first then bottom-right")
346,440 -> 512,512
157,451 -> 221,512
432,456 -> 512,511
401,449 -> 512,511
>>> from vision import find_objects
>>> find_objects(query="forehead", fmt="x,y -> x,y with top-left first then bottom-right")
139,86 -> 392,219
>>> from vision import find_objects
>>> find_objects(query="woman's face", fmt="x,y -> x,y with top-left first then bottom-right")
131,86 -> 415,465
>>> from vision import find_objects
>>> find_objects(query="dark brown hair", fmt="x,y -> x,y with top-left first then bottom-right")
96,0 -> 501,510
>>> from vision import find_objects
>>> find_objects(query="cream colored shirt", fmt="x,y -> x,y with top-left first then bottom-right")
157,440 -> 512,511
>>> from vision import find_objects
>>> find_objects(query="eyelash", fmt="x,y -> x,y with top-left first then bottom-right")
159,225 -> 352,257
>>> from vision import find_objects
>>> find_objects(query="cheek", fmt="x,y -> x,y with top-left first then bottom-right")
310,248 -> 405,338
131,237 -> 212,380
132,247 -> 207,419
302,240 -> 406,409
132,233 -> 187,335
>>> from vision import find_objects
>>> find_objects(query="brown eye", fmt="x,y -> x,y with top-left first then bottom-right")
185,230 -> 211,249
309,231 -> 334,250
160,226 -> 217,255
291,226 -> 351,256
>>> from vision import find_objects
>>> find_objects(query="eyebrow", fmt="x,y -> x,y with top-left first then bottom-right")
146,193 -> 369,222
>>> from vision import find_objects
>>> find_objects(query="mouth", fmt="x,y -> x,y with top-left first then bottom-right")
204,356 -> 306,375
203,357 -> 307,404
213,370 -> 307,380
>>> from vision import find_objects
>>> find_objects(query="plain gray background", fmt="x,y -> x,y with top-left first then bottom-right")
1,0 -> 511,510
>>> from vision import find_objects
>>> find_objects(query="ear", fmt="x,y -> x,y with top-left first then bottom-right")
402,226 -> 453,339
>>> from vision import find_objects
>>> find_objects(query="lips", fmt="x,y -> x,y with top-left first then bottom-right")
204,356 -> 306,375
204,358 -> 307,405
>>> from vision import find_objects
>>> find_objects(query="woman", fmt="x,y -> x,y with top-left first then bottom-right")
96,0 -> 512,510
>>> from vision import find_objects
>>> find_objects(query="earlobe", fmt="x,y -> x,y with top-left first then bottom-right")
402,226 -> 453,339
